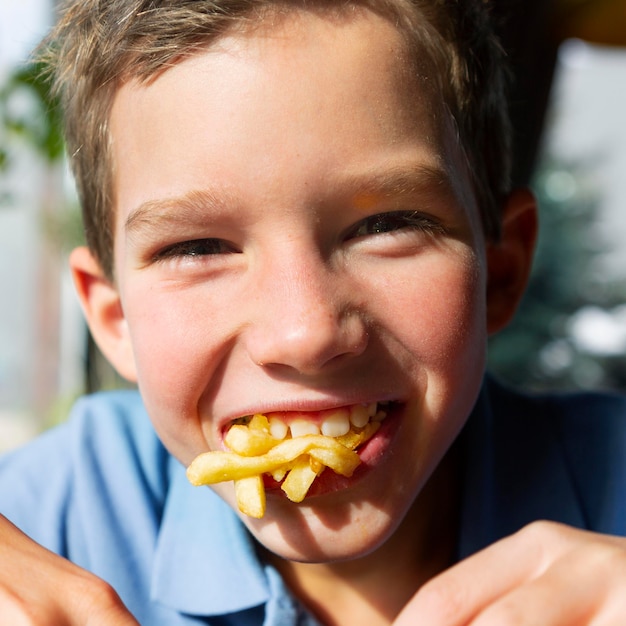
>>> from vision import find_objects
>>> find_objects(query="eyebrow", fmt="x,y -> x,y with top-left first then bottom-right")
125,188 -> 238,238
345,163 -> 453,200
124,163 -> 456,238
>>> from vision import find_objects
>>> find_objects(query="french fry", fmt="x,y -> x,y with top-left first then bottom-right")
187,412 -> 380,517
187,435 -> 360,485
234,475 -> 266,519
309,457 -> 324,474
270,465 -> 290,482
225,415 -> 278,456
281,455 -> 323,502
335,421 -> 380,449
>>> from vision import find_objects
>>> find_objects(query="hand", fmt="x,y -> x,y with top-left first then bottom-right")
0,515 -> 138,625
395,521 -> 626,625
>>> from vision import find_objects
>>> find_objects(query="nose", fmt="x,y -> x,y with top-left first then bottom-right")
244,251 -> 369,376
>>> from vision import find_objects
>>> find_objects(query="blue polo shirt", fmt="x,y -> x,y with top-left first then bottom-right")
1,377 -> 625,624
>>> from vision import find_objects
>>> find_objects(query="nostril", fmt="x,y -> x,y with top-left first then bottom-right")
246,310 -> 369,376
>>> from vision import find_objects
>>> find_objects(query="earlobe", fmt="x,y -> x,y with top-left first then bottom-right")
486,188 -> 538,335
69,246 -> 138,382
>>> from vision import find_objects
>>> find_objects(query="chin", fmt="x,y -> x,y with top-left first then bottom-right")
215,395 -> 458,563
243,496 -> 402,563
243,452 -> 425,564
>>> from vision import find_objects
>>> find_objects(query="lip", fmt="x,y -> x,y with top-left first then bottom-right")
261,400 -> 403,499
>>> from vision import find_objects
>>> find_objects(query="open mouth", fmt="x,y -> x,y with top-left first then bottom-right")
249,400 -> 401,497
228,401 -> 392,441
188,400 -> 402,517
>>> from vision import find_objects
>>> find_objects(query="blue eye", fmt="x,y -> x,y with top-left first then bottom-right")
346,211 -> 443,239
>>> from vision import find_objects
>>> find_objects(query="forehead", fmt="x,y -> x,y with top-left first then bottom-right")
109,7 -> 475,232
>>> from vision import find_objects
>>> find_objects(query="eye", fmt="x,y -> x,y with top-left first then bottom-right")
153,238 -> 238,261
345,210 -> 444,240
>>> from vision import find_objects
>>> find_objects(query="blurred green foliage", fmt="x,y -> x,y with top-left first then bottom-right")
0,62 -> 63,167
0,62 -> 83,252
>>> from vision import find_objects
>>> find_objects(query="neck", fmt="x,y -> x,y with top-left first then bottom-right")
264,443 -> 462,626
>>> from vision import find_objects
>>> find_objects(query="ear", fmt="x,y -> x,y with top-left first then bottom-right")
486,188 -> 538,335
69,246 -> 138,382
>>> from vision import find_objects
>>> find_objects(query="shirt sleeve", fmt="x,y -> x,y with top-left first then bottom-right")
0,418 -> 76,555
0,391 -> 170,567
0,391 -> 197,624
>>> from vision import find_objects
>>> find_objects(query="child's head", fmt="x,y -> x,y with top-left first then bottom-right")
44,0 -> 511,282
53,0 -> 536,562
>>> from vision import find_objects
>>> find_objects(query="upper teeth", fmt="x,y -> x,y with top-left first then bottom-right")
349,403 -> 372,428
268,416 -> 289,440
320,409 -> 351,437
289,419 -> 321,438
262,402 -> 387,440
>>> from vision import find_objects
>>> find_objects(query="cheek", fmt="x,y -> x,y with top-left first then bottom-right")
383,253 -> 487,483
384,251 -> 487,370
122,287 -> 228,462
379,250 -> 488,451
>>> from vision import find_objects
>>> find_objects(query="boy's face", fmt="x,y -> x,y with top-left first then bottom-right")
80,8 -> 523,561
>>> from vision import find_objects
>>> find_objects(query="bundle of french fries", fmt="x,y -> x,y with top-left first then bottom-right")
186,413 -> 380,518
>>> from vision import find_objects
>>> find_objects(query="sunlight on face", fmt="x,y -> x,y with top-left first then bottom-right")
108,7 -> 488,562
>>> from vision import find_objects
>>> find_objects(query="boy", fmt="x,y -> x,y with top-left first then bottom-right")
1,0 -> 626,624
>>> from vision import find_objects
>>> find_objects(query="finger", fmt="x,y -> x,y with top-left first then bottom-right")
396,521 -> 573,626
0,586 -> 56,626
472,535 -> 626,626
85,603 -> 140,626
469,550 -> 600,626
74,580 -> 139,626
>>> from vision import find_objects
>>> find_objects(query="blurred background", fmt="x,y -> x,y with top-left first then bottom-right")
1,0 -> 625,451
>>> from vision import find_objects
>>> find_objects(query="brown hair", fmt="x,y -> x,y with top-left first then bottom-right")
40,0 -> 510,280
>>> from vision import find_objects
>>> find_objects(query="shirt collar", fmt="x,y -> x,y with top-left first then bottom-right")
151,456 -> 270,616
149,376 -> 588,615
